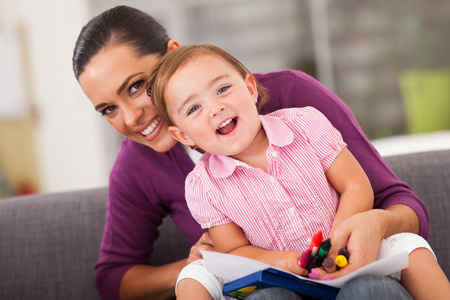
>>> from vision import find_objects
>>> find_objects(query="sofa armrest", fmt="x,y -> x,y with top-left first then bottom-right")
0,187 -> 108,300
384,150 -> 450,279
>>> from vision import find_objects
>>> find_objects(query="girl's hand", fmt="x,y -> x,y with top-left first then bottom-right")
275,251 -> 309,277
313,209 -> 390,279
186,232 -> 215,264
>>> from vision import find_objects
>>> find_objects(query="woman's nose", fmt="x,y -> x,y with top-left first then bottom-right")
123,104 -> 142,127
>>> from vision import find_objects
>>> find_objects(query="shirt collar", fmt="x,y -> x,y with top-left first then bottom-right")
209,114 -> 294,178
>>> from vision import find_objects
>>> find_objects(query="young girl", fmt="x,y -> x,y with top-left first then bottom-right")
147,44 -> 449,300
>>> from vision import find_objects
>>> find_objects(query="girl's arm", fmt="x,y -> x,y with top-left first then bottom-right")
208,223 -> 308,276
325,147 -> 374,238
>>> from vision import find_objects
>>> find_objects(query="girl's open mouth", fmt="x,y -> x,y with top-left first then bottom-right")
216,117 -> 237,135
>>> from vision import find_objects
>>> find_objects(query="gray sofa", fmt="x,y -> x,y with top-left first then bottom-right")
1,150 -> 449,300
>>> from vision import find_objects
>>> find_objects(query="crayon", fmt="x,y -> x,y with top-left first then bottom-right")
338,248 -> 350,260
307,230 -> 323,257
322,256 -> 337,273
335,254 -> 348,269
298,249 -> 312,268
307,255 -> 322,272
317,238 -> 331,260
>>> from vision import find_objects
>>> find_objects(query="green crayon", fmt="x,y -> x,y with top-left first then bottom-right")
317,238 -> 331,260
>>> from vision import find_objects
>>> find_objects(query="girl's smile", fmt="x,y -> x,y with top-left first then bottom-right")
165,54 -> 265,161
216,117 -> 237,135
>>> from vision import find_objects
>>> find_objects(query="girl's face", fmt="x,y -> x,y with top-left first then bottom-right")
165,54 -> 263,160
78,44 -> 177,152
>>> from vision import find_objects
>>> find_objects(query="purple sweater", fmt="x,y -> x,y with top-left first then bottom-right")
95,70 -> 429,300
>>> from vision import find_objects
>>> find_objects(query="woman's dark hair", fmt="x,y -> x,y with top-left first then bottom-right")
72,5 -> 171,79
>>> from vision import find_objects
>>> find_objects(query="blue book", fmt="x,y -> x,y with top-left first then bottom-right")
201,249 -> 408,300
223,267 -> 339,300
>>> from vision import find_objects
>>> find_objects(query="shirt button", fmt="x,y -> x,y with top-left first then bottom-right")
270,176 -> 276,183
272,150 -> 278,158
288,207 -> 296,214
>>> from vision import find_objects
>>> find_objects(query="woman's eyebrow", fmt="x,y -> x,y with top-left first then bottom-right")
95,103 -> 108,111
116,72 -> 144,95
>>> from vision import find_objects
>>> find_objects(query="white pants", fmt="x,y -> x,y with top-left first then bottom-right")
176,233 -> 435,299
378,232 -> 435,281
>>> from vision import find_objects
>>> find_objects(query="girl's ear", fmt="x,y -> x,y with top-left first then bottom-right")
168,126 -> 196,147
244,73 -> 258,104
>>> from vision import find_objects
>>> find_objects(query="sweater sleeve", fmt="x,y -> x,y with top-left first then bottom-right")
255,70 -> 430,239
94,140 -> 204,300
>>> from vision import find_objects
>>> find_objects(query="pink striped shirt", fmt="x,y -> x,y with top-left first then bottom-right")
185,107 -> 347,252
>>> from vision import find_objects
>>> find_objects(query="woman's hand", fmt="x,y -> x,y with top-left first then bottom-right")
313,209 -> 392,279
186,232 -> 215,264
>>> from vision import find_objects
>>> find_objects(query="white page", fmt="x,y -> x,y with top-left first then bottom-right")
201,241 -> 409,288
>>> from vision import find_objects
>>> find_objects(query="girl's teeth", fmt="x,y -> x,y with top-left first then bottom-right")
218,118 -> 234,129
141,116 -> 161,136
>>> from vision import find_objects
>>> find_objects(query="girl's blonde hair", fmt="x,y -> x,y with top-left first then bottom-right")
146,44 -> 268,126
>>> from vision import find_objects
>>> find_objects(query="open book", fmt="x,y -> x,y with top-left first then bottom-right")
201,239 -> 409,299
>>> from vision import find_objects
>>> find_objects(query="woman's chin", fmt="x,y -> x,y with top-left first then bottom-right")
134,134 -> 178,152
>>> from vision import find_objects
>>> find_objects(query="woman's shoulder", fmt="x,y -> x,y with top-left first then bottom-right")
111,139 -> 192,182
254,69 -> 314,84
113,139 -> 163,171
268,107 -> 330,131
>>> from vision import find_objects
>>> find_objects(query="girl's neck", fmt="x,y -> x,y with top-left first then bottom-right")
231,126 -> 269,172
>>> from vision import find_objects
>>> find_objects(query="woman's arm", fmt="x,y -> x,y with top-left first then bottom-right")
119,232 -> 214,300
255,70 -> 428,238
254,70 -> 426,279
120,261 -> 186,300
96,141 -> 207,300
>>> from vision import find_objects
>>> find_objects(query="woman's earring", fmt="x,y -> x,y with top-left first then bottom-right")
190,145 -> 205,154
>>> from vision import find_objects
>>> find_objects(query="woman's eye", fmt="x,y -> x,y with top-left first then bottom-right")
101,105 -> 117,116
129,80 -> 144,95
187,104 -> 200,116
218,85 -> 230,95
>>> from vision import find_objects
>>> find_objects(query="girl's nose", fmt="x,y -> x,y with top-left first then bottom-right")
210,103 -> 226,118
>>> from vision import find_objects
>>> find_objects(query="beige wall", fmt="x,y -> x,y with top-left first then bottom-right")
0,0 -> 113,196
0,116 -> 39,196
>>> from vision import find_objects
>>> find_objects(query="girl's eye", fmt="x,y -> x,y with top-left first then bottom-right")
129,80 -> 144,95
101,105 -> 117,116
218,85 -> 230,95
187,104 -> 200,116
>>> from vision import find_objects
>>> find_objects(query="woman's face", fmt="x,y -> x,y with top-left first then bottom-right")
78,44 -> 177,152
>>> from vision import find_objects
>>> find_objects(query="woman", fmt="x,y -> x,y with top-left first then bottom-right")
73,5 -> 428,300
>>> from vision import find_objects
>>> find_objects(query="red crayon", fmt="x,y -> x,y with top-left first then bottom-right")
298,249 -> 312,268
307,231 -> 323,257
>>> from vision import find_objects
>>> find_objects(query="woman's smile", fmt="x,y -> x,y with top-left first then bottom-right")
139,116 -> 162,137
78,44 -> 178,152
